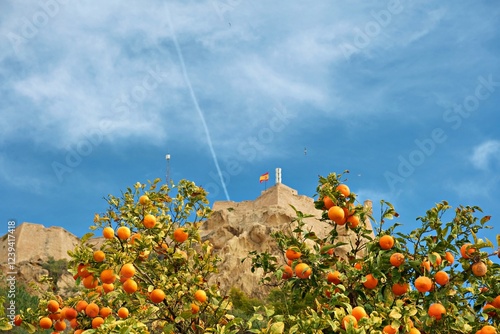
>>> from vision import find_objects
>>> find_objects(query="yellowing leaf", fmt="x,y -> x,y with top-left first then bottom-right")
269,322 -> 285,334
389,309 -> 402,319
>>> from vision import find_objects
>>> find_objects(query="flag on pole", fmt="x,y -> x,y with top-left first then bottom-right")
259,172 -> 269,183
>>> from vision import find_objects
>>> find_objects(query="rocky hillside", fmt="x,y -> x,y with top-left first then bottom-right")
0,223 -> 79,295
199,183 -> 372,297
0,182 -> 372,298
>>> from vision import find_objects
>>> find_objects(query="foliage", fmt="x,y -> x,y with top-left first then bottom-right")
248,171 -> 500,333
229,287 -> 264,318
0,276 -> 44,333
9,179 -> 239,333
40,256 -> 69,293
2,172 -> 500,333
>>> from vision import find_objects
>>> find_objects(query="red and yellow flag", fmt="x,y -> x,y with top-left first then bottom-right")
259,172 -> 269,183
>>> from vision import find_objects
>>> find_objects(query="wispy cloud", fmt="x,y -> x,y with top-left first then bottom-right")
471,140 -> 500,171
1,1 -> 499,181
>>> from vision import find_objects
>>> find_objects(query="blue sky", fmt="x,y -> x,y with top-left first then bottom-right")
1,1 -> 499,254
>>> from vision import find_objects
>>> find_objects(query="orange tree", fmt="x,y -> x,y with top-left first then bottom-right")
247,171 -> 500,333
12,178 -> 241,333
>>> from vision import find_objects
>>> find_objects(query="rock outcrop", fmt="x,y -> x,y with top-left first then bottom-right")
199,183 -> 373,298
0,223 -> 80,295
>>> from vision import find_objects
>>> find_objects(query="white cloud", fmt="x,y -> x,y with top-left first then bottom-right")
0,1 -> 498,161
471,140 -> 500,170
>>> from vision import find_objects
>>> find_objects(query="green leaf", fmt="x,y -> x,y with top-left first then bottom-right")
81,232 -> 95,243
320,244 -> 336,253
269,322 -> 285,334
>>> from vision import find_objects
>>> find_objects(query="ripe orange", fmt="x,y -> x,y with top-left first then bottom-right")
282,265 -> 293,279
54,320 -> 66,331
327,271 -> 341,284
323,196 -> 335,209
421,260 -> 431,273
191,303 -> 200,314
347,215 -> 360,228
85,302 -> 100,318
102,226 -> 114,239
483,303 -> 496,317
383,324 -> 397,334
445,251 -> 455,265
415,276 -> 433,293
336,184 -> 350,197
99,306 -> 112,318
14,315 -> 22,326
481,325 -> 497,334
130,233 -> 141,245
64,307 -> 77,320
173,228 -> 189,243
117,226 -> 131,240
492,295 -> 500,308
76,300 -> 88,312
345,202 -> 356,215
117,307 -> 129,319
295,263 -> 312,279
100,269 -> 116,284
92,316 -> 104,328
428,303 -> 446,320
434,271 -> 449,286
143,214 -> 156,228
328,206 -> 345,225
82,275 -> 99,289
103,283 -> 114,293
430,252 -> 442,267
409,329 -> 421,334
352,306 -> 367,321
392,282 -> 409,296
47,300 -> 60,313
150,288 -> 166,303
39,317 -> 53,329
379,235 -> 394,250
93,250 -> 105,262
194,289 -> 207,303
285,248 -> 302,260
77,263 -> 91,278
472,261 -> 487,277
122,278 -> 138,294
70,319 -> 79,329
363,274 -> 378,289
120,263 -> 136,278
48,310 -> 61,321
341,315 -> 358,329
389,253 -> 405,267
460,243 -> 476,259
139,195 -> 149,205
74,330 -> 84,334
